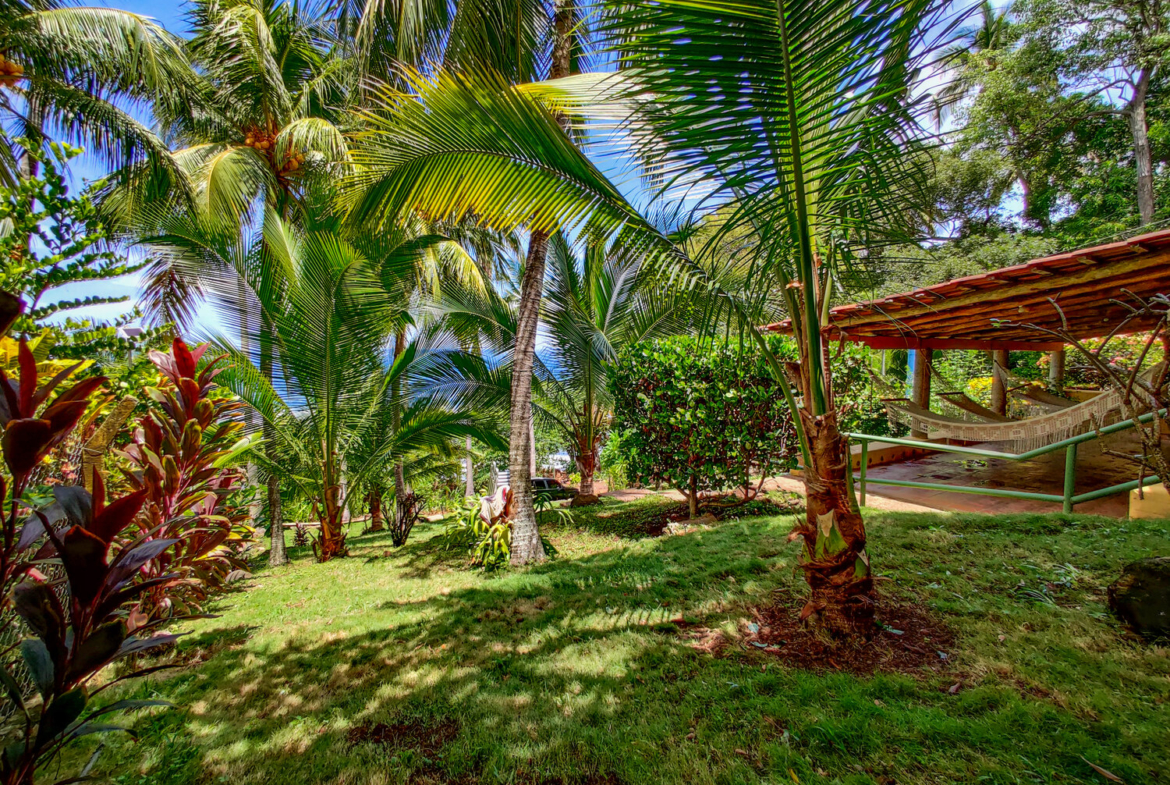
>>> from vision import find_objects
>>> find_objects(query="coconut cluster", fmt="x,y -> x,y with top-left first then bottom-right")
242,128 -> 306,174
0,55 -> 24,88
242,129 -> 276,152
281,150 -> 306,173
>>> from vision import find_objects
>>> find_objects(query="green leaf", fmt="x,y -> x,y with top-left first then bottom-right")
20,639 -> 55,701
36,688 -> 88,748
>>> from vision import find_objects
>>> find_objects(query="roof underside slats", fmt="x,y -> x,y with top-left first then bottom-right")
764,229 -> 1170,350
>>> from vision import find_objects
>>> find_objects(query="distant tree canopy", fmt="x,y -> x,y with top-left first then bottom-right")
610,338 -> 798,517
859,0 -> 1170,301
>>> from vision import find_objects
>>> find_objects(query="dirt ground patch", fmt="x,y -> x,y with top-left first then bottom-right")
347,716 -> 460,754
743,590 -> 957,676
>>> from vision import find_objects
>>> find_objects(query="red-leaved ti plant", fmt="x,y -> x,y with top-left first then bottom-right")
118,338 -> 254,622
0,338 -> 104,603
2,474 -> 185,785
0,334 -> 187,784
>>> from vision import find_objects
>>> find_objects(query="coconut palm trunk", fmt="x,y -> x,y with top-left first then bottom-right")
508,231 -> 550,564
259,314 -> 289,566
393,329 -> 409,521
575,448 -> 597,496
465,435 -> 476,497
508,1 -> 575,565
369,484 -> 385,531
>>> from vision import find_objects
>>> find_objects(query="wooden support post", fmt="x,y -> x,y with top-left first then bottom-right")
911,348 -> 931,439
1048,348 -> 1066,393
990,349 -> 1009,416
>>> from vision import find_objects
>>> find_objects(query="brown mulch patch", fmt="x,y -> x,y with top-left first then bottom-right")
742,591 -> 956,676
347,716 -> 460,754
676,621 -> 731,656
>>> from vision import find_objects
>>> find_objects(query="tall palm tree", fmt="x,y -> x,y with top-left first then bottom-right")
932,1 -> 1013,127
109,0 -> 354,565
598,0 -> 950,635
343,68 -> 650,565
347,0 -> 590,564
0,1 -> 193,187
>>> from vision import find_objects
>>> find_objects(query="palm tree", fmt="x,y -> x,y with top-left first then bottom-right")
540,233 -> 690,496
343,68 -> 650,565
932,1 -> 1013,127
106,0 -> 353,305
347,0 -> 589,565
597,0 -> 949,635
109,0 -> 354,565
0,0 -> 193,187
142,202 -> 492,562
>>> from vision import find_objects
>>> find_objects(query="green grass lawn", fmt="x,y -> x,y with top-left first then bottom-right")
89,496 -> 1168,785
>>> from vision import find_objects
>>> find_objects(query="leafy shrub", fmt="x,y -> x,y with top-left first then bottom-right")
118,339 -> 255,621
0,141 -> 146,335
441,494 -> 513,569
610,338 -> 797,514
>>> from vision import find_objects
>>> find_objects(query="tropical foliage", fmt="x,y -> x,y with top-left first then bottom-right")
0,331 -> 186,785
611,338 -> 797,518
118,339 -> 255,621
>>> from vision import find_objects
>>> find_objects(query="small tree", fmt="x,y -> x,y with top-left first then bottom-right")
610,338 -> 797,518
0,142 -> 146,333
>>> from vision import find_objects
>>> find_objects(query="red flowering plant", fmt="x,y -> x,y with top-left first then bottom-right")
117,339 -> 255,622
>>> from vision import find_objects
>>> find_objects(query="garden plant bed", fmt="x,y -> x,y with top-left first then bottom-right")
744,590 -> 957,676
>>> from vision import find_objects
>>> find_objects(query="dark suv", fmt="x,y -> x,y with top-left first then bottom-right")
532,477 -> 575,501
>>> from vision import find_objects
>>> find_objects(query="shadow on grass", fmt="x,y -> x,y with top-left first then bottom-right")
105,511 -> 1169,785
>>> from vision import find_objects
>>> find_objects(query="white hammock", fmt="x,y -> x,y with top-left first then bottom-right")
884,390 -> 1120,451
886,362 -> 1166,451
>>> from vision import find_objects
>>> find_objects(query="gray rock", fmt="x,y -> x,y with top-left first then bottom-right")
1108,557 -> 1170,639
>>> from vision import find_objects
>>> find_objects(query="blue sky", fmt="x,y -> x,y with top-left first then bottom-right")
47,2 -> 190,328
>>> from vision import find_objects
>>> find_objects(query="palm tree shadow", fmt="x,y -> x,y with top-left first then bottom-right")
111,523 -> 811,784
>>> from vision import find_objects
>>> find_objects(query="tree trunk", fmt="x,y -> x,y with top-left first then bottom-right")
509,232 -> 549,566
687,473 -> 698,519
261,316 -> 287,567
990,349 -> 1008,416
392,329 -> 409,520
797,409 -> 874,637
509,0 -> 573,566
465,435 -> 476,497
369,485 -> 384,532
1128,72 -> 1155,226
910,348 -> 931,438
576,449 -> 596,496
316,482 -> 346,561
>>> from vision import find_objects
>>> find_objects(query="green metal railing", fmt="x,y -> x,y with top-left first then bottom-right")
847,409 -> 1167,513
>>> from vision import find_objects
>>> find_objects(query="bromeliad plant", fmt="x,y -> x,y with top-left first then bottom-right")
118,338 -> 255,621
441,491 -> 514,570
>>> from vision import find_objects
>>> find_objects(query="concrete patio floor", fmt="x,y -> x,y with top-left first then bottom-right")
859,430 -> 1156,517
603,429 -> 1163,518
